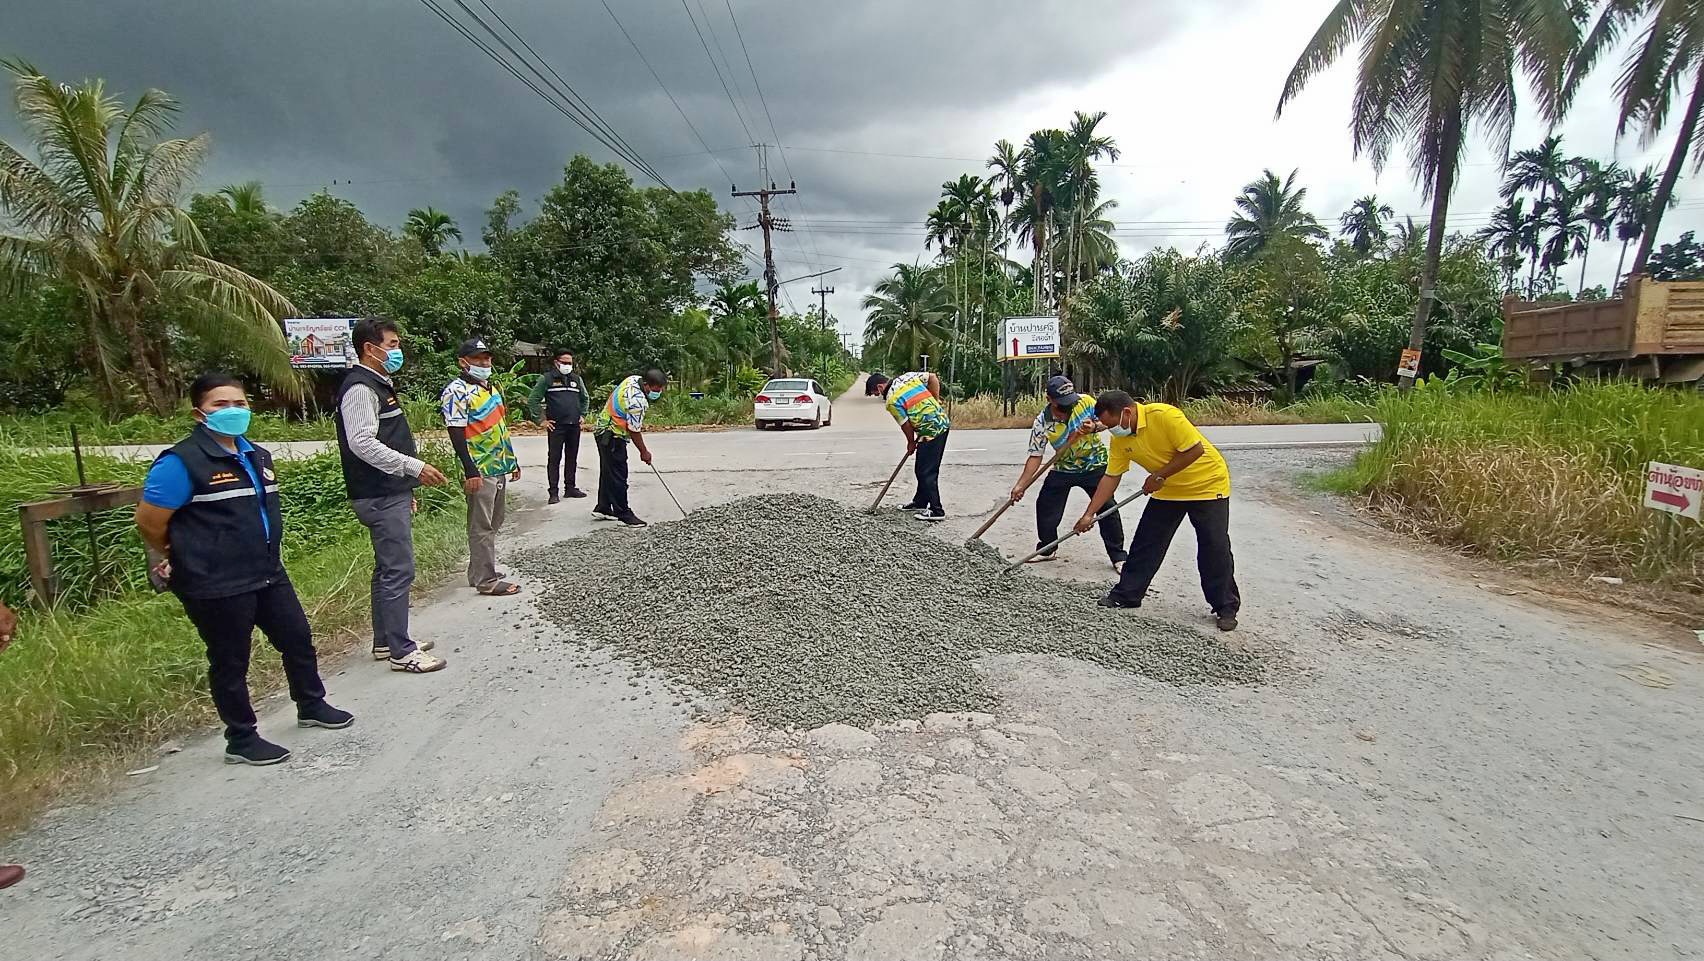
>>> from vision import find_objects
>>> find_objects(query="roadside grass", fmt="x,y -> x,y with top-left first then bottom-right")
947,393 -> 1377,430
0,443 -> 468,835
0,410 -> 336,447
1325,384 -> 1704,594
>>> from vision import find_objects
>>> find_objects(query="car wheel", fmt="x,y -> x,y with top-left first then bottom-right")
810,405 -> 823,429
825,404 -> 832,427
754,420 -> 765,431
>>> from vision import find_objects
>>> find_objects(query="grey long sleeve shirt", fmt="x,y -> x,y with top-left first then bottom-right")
338,374 -> 426,479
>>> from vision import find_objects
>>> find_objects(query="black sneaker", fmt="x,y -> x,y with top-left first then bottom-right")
567,488 -> 588,498
1216,613 -> 1239,632
548,492 -> 561,505
297,701 -> 355,729
898,501 -> 925,511
619,514 -> 649,528
916,508 -> 947,523
1097,593 -> 1141,609
591,509 -> 617,521
224,736 -> 291,766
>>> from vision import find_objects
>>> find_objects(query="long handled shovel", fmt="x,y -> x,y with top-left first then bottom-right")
649,463 -> 688,518
1000,489 -> 1149,575
866,449 -> 913,513
965,445 -> 1067,546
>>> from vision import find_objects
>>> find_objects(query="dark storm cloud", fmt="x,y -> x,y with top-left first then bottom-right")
4,0 -> 1246,335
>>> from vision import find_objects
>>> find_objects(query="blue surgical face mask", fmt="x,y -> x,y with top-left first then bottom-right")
382,347 -> 405,373
1109,412 -> 1133,438
645,389 -> 662,401
467,364 -> 492,382
202,406 -> 252,437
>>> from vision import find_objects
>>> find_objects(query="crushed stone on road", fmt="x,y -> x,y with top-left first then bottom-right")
521,493 -> 1262,727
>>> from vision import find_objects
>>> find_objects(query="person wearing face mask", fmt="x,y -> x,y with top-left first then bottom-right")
592,368 -> 667,528
135,372 -> 354,765
441,338 -> 523,595
526,347 -> 591,503
336,317 -> 450,673
1009,376 -> 1127,571
1074,390 -> 1240,631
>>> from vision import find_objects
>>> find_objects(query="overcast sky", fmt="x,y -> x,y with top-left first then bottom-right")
8,0 -> 1702,350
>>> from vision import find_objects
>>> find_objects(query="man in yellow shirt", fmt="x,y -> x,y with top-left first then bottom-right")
1074,389 -> 1240,630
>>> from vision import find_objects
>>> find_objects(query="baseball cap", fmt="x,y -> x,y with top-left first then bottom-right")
456,337 -> 492,358
1045,375 -> 1079,407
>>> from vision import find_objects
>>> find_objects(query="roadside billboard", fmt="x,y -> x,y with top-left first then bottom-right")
1000,316 -> 1061,361
285,318 -> 357,369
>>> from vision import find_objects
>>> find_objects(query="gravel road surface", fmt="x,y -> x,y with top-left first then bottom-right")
3,390 -> 1700,961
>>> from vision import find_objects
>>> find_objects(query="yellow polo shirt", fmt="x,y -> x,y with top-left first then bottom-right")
1107,403 -> 1231,501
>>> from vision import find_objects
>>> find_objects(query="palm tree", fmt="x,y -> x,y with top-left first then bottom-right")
1277,1 -> 1580,388
1055,111 -> 1120,305
709,278 -> 765,371
1480,198 -> 1533,294
1223,168 -> 1325,261
861,263 -> 950,372
1052,197 -> 1119,288
218,180 -> 269,216
0,61 -> 298,414
404,206 -> 461,256
986,138 -> 1022,212
1610,166 -> 1664,288
1502,136 -> 1572,290
1339,195 -> 1395,256
1567,158 -> 1624,292
1012,128 -> 1069,310
1539,188 -> 1590,293
1565,0 -> 1704,279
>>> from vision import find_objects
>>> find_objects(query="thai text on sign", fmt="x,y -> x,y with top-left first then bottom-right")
1644,461 -> 1702,520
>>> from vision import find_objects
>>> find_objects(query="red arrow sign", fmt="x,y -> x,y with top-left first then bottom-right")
1012,337 -> 1020,358
1651,489 -> 1691,510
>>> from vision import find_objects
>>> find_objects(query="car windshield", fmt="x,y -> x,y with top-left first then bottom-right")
764,380 -> 810,392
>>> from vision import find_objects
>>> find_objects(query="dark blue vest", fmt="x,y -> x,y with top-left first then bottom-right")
159,428 -> 286,600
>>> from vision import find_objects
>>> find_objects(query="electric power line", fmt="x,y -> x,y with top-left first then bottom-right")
679,0 -> 756,145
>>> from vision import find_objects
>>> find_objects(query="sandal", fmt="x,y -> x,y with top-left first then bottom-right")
1026,554 -> 1060,564
478,581 -> 522,596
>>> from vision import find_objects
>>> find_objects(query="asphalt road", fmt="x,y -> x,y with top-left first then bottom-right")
4,389 -> 1700,961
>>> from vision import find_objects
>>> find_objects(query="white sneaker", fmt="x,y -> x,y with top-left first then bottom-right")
389,650 -> 447,673
371,638 -> 434,661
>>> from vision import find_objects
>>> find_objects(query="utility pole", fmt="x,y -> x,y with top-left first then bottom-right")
733,144 -> 796,376
811,284 -> 834,331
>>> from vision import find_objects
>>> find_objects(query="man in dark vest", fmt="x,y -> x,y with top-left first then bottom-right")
135,372 -> 353,765
335,317 -> 450,673
527,346 -> 591,503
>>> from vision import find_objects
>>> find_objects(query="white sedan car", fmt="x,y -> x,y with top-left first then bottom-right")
754,378 -> 832,430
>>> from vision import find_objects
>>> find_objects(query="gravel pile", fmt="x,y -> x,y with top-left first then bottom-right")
522,493 -> 1262,727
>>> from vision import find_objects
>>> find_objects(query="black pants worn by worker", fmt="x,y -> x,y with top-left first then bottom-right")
594,430 -> 635,520
1107,496 -> 1240,616
911,429 -> 950,511
546,420 -> 582,496
1036,468 -> 1127,563
177,579 -> 327,745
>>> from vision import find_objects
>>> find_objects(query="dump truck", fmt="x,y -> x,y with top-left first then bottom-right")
1502,276 -> 1704,387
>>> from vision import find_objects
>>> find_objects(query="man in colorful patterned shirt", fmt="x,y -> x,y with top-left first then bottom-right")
1010,375 -> 1127,571
865,370 -> 952,521
592,368 -> 667,528
440,338 -> 522,595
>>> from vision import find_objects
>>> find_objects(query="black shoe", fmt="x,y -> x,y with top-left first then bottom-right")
916,508 -> 947,523
592,508 -> 617,521
619,514 -> 649,528
898,501 -> 924,511
548,492 -> 561,505
224,736 -> 291,766
1216,613 -> 1239,632
297,701 -> 355,729
567,488 -> 588,498
1097,593 -> 1141,609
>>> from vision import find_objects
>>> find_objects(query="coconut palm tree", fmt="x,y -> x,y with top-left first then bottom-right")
0,61 -> 298,414
1277,0 -> 1581,388
861,263 -> 950,373
1339,195 -> 1395,256
218,180 -> 269,216
404,206 -> 461,256
1223,168 -> 1325,262
1565,0 -> 1704,279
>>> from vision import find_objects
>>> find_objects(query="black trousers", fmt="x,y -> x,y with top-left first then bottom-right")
1109,497 -> 1240,615
546,421 -> 582,495
1036,469 -> 1127,562
911,429 -> 949,511
594,431 -> 632,519
177,579 -> 327,744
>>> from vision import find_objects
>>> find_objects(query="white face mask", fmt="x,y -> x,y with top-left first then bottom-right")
1109,411 -> 1134,437
558,363 -> 573,374
466,364 -> 492,382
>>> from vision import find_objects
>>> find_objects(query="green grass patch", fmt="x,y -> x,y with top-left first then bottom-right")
1332,383 -> 1704,592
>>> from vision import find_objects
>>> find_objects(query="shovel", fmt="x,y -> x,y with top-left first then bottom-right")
1000,489 -> 1149,575
866,449 -> 913,513
965,444 -> 1067,546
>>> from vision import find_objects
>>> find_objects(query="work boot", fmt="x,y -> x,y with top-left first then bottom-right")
548,492 -> 561,505
297,701 -> 355,730
0,864 -> 24,889
225,735 -> 291,766
567,488 -> 588,498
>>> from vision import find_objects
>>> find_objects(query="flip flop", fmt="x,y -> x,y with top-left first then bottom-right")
1025,554 -> 1060,564
1112,561 -> 1125,574
478,581 -> 522,596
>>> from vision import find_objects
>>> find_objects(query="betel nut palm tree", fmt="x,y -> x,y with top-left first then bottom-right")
0,60 -> 299,414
